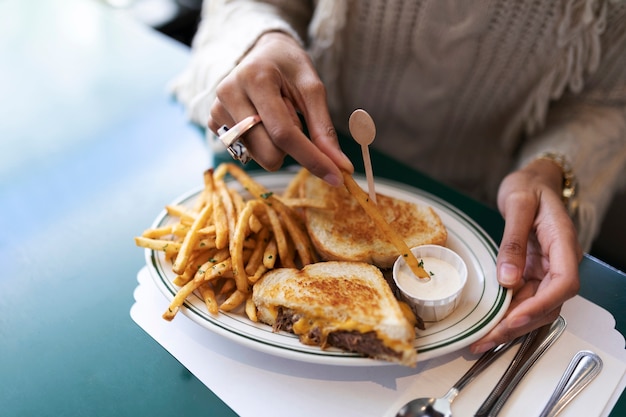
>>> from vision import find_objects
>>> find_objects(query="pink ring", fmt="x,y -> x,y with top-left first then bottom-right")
217,115 -> 262,164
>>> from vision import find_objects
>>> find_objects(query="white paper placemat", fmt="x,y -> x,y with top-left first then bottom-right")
131,266 -> 626,417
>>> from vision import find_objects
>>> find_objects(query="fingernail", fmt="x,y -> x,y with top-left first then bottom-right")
471,342 -> 496,354
509,315 -> 531,329
498,262 -> 518,286
323,173 -> 342,187
341,152 -> 354,170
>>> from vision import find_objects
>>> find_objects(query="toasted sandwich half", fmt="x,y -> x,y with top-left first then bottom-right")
300,173 -> 447,269
252,261 -> 418,366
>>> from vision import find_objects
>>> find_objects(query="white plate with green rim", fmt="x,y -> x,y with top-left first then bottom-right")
144,172 -> 511,366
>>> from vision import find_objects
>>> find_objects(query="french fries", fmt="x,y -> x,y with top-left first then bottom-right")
342,171 -> 431,280
135,163 -> 319,321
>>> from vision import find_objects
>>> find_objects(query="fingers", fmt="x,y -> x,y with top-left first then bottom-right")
207,32 -> 352,186
470,260 -> 578,354
247,79 -> 346,184
470,276 -> 559,354
290,78 -> 354,174
474,169 -> 582,354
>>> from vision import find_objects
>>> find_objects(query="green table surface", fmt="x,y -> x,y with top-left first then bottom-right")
1,0 -> 623,416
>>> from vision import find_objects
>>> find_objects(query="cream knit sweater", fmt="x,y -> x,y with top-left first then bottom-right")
171,0 -> 626,251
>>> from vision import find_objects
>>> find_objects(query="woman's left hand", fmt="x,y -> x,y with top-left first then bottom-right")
469,158 -> 582,354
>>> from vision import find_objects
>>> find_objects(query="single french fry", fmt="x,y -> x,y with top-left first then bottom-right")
285,234 -> 296,265
231,201 -> 255,291
198,225 -> 216,235
229,187 -> 245,217
213,162 -> 229,180
249,264 -> 267,284
263,237 -> 278,269
245,295 -> 258,322
220,289 -> 247,312
194,238 -> 216,251
141,225 -> 173,239
211,177 -> 229,250
245,227 -> 270,275
134,236 -> 181,255
162,278 -> 204,321
164,204 -> 187,217
165,205 -> 196,225
216,176 -> 237,243
193,169 -> 215,212
342,171 -> 430,279
172,274 -> 191,287
218,163 -> 275,201
194,256 -> 231,281
248,214 -> 264,233
198,282 -> 219,315
172,199 -> 214,275
172,223 -> 191,237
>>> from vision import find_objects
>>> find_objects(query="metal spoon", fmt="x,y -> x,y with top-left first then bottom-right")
395,338 -> 520,417
538,350 -> 602,417
349,109 -> 377,204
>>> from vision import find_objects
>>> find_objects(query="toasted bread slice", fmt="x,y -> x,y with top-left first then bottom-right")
253,261 -> 418,366
301,174 -> 447,269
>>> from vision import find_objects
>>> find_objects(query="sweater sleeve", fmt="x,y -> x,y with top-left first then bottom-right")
518,103 -> 626,252
516,3 -> 626,251
169,0 -> 314,129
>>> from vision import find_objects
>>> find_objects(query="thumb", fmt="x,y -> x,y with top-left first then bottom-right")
496,195 -> 536,287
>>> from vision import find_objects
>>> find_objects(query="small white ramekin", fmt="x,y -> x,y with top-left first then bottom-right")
392,244 -> 468,322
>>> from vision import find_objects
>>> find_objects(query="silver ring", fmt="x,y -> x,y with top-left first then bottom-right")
217,115 -> 262,164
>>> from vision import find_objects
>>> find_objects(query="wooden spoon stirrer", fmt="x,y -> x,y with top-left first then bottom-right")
349,109 -> 377,204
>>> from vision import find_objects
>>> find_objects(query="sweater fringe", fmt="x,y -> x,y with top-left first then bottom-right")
519,0 -> 607,139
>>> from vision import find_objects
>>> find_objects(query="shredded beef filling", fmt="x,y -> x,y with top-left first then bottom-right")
327,331 -> 401,359
273,307 -> 300,332
273,307 -> 401,359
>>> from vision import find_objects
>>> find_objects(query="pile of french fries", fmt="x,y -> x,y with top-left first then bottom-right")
135,163 -> 329,321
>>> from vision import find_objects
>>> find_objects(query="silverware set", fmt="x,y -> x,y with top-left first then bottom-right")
396,316 -> 603,417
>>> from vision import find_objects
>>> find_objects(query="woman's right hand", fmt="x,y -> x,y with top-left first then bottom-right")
207,31 -> 353,186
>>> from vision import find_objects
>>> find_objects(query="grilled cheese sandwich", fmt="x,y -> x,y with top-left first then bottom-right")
300,173 -> 447,269
252,261 -> 418,366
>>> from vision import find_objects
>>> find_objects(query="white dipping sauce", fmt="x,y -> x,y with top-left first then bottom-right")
396,256 -> 462,300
